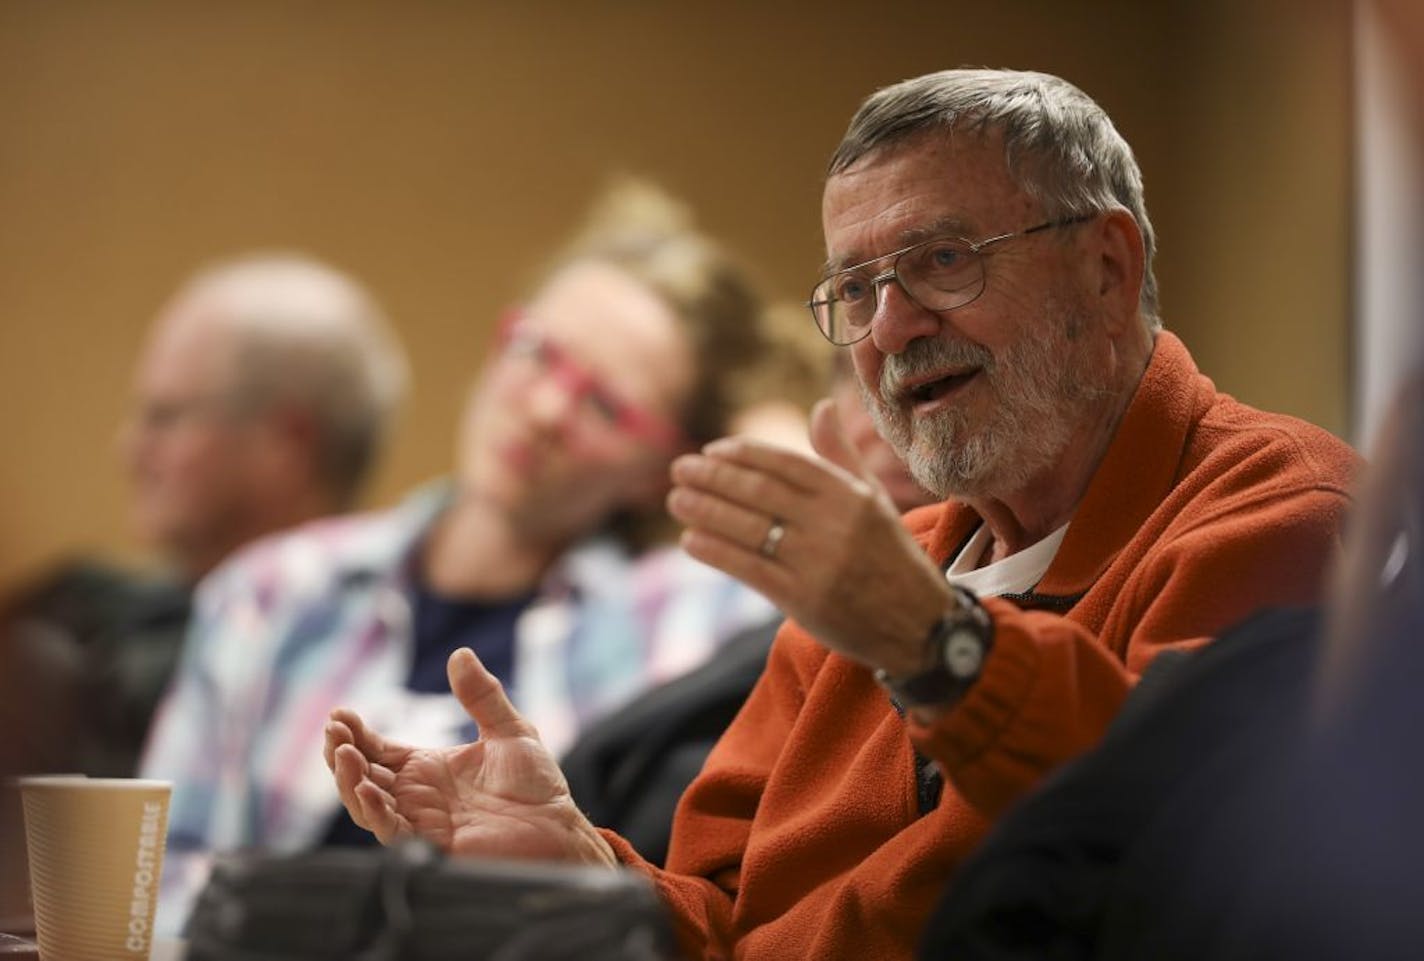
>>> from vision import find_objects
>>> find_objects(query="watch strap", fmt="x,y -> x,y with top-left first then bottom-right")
874,585 -> 993,710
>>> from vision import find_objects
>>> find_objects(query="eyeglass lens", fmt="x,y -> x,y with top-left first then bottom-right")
811,237 -> 987,345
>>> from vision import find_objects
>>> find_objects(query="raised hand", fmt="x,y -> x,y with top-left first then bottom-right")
323,647 -> 616,867
667,398 -> 952,678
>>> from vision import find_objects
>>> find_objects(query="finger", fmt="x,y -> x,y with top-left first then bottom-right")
365,760 -> 397,791
669,451 -> 819,523
323,714 -> 362,772
666,485 -> 793,559
333,739 -> 398,792
699,433 -> 863,494
329,707 -> 376,756
678,526 -> 800,609
447,647 -> 541,740
334,744 -> 405,842
353,779 -> 404,845
329,706 -> 403,768
324,719 -> 343,772
333,743 -> 374,830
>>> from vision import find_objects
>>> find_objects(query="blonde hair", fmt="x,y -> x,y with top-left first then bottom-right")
534,180 -> 767,446
533,179 -> 769,548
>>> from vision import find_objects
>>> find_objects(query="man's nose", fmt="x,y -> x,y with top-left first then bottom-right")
869,276 -> 941,355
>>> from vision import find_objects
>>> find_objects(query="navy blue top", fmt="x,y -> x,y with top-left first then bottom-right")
405,582 -> 532,691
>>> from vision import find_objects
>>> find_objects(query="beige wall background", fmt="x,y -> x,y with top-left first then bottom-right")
0,0 -> 1352,592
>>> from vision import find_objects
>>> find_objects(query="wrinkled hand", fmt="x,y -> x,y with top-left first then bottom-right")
668,399 -> 952,676
323,647 -> 616,867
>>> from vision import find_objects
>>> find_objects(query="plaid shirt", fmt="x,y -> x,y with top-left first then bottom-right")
139,481 -> 775,934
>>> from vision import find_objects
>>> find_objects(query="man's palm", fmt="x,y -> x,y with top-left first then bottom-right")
325,647 -> 615,867
383,731 -> 581,860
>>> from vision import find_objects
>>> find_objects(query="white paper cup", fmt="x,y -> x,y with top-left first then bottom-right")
18,777 -> 171,961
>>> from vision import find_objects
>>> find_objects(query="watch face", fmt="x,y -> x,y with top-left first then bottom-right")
944,629 -> 985,678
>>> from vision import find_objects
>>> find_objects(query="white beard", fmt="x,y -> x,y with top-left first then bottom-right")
862,296 -> 1113,500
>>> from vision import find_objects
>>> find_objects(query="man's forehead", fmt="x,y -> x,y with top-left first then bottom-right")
818,216 -> 979,276
150,298 -> 235,350
139,306 -> 237,389
819,131 -> 1021,273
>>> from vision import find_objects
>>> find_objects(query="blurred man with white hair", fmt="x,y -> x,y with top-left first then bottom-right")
8,252 -> 407,777
123,253 -> 407,580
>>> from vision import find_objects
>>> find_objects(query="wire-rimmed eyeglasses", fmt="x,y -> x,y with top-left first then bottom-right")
806,214 -> 1094,346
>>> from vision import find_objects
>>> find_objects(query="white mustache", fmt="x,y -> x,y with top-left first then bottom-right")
880,338 -> 993,397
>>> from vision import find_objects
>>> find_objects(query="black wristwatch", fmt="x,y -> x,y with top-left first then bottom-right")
874,585 -> 994,710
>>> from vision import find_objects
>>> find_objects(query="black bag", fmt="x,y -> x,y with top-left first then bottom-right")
185,840 -> 682,961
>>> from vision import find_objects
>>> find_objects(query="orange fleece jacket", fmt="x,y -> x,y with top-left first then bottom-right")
602,332 -> 1359,960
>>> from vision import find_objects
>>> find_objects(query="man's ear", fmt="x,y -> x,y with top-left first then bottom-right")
1092,208 -> 1146,334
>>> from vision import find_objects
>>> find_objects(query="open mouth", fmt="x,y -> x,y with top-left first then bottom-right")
903,369 -> 981,407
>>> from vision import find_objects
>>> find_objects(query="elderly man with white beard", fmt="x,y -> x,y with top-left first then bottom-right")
323,69 -> 1358,960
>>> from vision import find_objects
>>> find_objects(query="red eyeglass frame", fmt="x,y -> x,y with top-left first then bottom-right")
496,308 -> 687,453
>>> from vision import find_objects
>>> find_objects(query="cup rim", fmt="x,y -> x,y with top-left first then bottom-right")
13,776 -> 173,790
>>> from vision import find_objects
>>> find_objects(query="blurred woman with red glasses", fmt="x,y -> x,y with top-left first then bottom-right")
139,180 -> 788,936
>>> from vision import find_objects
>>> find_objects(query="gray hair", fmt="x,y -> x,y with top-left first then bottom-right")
829,68 -> 1161,328
174,252 -> 408,505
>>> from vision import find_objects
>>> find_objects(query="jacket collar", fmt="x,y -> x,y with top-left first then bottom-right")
333,479 -> 638,603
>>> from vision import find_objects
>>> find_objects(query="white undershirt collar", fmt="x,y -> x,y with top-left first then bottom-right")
945,521 -> 1071,598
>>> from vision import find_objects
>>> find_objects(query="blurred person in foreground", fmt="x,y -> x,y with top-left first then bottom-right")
141,182 -> 778,935
323,69 -> 1358,959
919,351 -> 1424,961
4,253 -> 406,777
